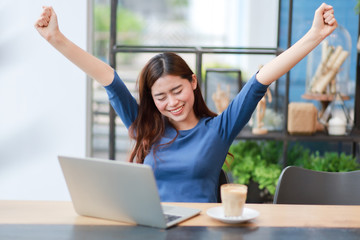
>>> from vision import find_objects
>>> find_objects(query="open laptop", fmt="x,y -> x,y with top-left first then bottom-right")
58,156 -> 201,229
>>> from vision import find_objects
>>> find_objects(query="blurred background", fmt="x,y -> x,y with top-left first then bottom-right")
0,0 -> 358,200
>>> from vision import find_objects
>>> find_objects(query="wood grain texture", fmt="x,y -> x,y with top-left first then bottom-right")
1,201 -> 360,228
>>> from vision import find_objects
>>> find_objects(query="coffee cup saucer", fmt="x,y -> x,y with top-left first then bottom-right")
206,206 -> 259,224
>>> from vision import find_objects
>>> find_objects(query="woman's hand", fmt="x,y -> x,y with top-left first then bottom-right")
256,3 -> 337,86
34,6 -> 114,86
34,6 -> 60,42
311,3 -> 337,40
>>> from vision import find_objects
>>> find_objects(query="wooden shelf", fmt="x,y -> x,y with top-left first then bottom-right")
237,128 -> 360,142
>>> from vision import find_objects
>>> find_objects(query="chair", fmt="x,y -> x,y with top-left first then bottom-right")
217,169 -> 229,203
273,166 -> 360,205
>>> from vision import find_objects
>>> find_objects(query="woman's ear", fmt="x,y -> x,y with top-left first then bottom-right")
191,74 -> 197,90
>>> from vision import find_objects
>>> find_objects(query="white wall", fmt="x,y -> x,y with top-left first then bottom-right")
0,0 -> 88,200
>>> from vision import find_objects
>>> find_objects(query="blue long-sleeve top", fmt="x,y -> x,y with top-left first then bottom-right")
105,70 -> 268,202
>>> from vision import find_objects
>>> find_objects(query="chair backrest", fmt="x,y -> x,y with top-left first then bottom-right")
217,169 -> 229,203
273,166 -> 360,205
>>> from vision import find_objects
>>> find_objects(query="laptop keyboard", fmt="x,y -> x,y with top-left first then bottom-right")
164,214 -> 181,223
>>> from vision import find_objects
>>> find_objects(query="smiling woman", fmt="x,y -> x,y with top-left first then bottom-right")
126,52 -> 216,165
35,3 -> 337,203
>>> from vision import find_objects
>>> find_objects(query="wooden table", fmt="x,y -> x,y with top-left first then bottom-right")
1,201 -> 360,239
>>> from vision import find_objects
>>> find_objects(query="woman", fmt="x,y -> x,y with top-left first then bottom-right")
35,3 -> 337,202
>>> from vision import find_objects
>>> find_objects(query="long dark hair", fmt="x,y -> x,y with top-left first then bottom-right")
128,52 -> 216,163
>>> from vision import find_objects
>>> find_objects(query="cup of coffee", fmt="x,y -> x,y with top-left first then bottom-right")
221,184 -> 247,217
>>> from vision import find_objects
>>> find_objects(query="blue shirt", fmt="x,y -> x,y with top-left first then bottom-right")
105,71 -> 268,202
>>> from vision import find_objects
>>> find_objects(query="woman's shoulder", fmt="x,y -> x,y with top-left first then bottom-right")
198,115 -> 218,129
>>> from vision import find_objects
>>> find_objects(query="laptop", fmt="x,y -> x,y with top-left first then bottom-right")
58,156 -> 201,229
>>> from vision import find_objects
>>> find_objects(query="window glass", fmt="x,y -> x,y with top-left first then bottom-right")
91,0 -> 279,159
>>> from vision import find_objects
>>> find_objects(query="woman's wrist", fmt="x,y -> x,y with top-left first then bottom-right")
46,29 -> 63,45
303,28 -> 325,49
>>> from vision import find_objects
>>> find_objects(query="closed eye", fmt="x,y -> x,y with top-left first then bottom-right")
156,96 -> 166,101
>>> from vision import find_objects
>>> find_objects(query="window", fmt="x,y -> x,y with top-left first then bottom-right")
89,0 -> 279,159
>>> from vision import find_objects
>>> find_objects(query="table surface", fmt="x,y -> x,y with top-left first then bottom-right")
1,201 -> 360,239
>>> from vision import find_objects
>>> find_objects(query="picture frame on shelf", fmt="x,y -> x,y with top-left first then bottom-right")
204,68 -> 242,114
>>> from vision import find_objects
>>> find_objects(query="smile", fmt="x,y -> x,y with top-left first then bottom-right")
169,105 -> 184,115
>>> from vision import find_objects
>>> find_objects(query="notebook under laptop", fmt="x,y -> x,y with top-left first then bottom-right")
58,156 -> 201,229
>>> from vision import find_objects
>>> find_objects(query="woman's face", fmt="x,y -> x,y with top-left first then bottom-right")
151,74 -> 198,130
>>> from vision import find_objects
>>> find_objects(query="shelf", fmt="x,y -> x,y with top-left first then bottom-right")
237,128 -> 360,142
237,128 -> 284,140
112,45 -> 282,55
287,132 -> 360,142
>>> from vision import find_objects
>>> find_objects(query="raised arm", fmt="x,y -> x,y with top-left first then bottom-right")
34,6 -> 114,86
256,3 -> 337,85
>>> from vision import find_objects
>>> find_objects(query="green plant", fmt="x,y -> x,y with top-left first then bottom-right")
94,6 -> 144,37
93,5 -> 144,61
286,143 -> 311,166
287,143 -> 360,172
224,140 -> 282,196
301,151 -> 360,172
225,140 -> 360,198
355,0 -> 360,14
253,162 -> 282,196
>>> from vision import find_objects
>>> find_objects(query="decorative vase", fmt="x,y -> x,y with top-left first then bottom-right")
319,92 -> 353,135
306,25 -> 351,96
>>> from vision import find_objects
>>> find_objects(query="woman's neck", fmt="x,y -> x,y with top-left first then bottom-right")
169,114 -> 199,131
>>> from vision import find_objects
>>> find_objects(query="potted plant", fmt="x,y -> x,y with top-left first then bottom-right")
287,143 -> 360,172
223,140 -> 283,203
224,141 -> 360,203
